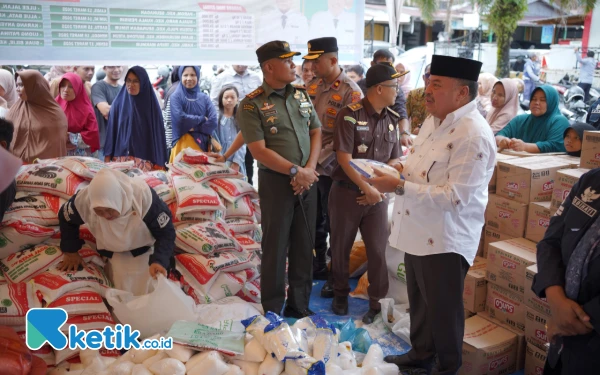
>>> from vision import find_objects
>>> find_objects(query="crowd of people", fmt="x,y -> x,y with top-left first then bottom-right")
0,36 -> 599,375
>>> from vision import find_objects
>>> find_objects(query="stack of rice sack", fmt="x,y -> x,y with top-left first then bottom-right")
167,148 -> 262,306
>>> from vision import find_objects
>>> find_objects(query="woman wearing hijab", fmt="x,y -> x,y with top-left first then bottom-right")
486,78 -> 519,134
44,66 -> 72,82
169,65 -> 217,162
563,122 -> 596,157
0,69 -> 18,110
7,70 -> 67,163
477,73 -> 497,118
104,66 -> 168,171
395,62 -> 412,97
495,85 -> 570,153
56,73 -> 100,157
162,66 -> 180,157
58,168 -> 175,295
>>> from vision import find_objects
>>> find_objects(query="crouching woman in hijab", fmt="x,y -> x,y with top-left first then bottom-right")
58,169 -> 175,295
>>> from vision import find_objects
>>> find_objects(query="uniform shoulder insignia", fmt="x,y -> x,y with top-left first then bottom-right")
386,107 -> 400,118
246,87 -> 264,99
293,84 -> 307,90
347,102 -> 363,111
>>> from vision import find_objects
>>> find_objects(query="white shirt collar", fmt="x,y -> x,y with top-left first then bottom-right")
433,100 -> 477,129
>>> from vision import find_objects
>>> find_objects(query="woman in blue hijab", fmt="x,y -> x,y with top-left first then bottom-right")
103,66 -> 168,171
495,85 -> 569,153
169,66 -> 217,162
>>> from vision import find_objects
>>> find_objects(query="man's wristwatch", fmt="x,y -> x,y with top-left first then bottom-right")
394,184 -> 405,196
400,131 -> 410,137
290,165 -> 299,178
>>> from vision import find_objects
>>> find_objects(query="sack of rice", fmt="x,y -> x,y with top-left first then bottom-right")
2,194 -> 66,227
173,176 -> 225,215
141,174 -> 176,204
0,282 -> 36,326
236,279 -> 261,304
208,271 -> 247,301
170,161 -> 242,183
208,178 -> 257,203
169,202 -> 225,224
16,164 -> 88,199
225,218 -> 259,234
0,220 -> 56,259
173,147 -> 219,165
175,221 -> 241,255
46,287 -> 108,316
235,234 -> 261,252
225,196 -> 254,219
40,156 -> 108,180
60,312 -> 116,333
32,263 -> 112,304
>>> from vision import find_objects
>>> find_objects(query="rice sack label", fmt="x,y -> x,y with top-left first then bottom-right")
16,164 -> 88,199
173,175 -> 225,215
39,156 -> 109,180
0,282 -> 35,326
208,178 -> 258,203
0,220 -> 56,259
169,161 -> 242,183
2,194 -> 66,227
32,263 -> 112,304
175,221 -> 241,255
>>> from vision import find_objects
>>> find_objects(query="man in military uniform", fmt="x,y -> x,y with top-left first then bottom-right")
329,63 -> 403,323
302,37 -> 363,294
237,41 -> 322,318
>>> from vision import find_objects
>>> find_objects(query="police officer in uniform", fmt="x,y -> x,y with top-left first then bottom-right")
302,37 -> 363,293
237,41 -> 322,318
329,63 -> 403,323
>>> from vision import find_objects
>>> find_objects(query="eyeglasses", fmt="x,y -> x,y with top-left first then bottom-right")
125,79 -> 140,85
424,73 -> 430,79
379,83 -> 399,91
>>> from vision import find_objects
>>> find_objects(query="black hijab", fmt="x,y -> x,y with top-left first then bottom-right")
563,122 -> 597,156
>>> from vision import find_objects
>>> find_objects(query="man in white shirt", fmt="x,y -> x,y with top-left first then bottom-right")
367,55 -> 497,374
574,48 -> 596,102
256,0 -> 309,46
309,0 -> 356,46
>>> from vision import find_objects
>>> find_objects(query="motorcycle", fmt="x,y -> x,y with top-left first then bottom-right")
561,86 -> 589,123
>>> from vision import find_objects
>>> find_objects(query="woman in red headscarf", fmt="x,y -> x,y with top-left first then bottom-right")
55,72 -> 100,156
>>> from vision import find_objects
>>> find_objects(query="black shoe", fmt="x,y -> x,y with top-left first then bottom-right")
362,308 -> 381,324
283,305 -> 315,319
320,280 -> 334,298
331,296 -> 348,315
384,354 -> 435,373
313,266 -> 328,280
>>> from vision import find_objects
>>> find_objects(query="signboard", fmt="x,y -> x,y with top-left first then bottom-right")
541,25 -> 554,44
0,0 -> 364,64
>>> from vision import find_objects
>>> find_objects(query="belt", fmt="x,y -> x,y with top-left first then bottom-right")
335,180 -> 361,193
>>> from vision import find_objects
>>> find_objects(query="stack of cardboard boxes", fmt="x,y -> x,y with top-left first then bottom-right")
459,137 -> 599,374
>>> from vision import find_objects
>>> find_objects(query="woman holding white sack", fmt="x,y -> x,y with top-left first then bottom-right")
58,168 -> 175,295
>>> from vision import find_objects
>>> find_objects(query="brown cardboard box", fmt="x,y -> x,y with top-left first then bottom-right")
550,168 -> 590,211
465,309 -> 476,319
490,153 -> 520,193
464,256 -> 488,313
525,307 -> 550,351
460,315 -> 518,375
483,227 -> 516,259
499,150 -> 566,158
477,227 -> 485,258
478,311 -> 527,370
524,265 -> 552,317
485,194 -> 528,238
496,156 -> 573,204
554,154 -> 580,167
486,282 -> 527,332
580,130 -> 600,170
525,202 -> 553,243
524,343 -> 548,375
486,238 -> 537,294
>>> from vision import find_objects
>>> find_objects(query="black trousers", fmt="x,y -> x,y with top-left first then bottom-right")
314,175 -> 333,267
404,252 -> 470,375
578,82 -> 592,103
245,149 -> 255,185
258,169 -> 317,314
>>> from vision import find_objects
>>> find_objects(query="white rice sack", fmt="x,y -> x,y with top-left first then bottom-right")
2,194 -> 66,226
224,364 -> 244,375
184,249 -> 252,274
32,263 -> 112,304
142,352 -> 168,369
186,349 -> 229,375
0,220 -> 56,259
0,282 -> 35,326
208,178 -> 257,203
176,209 -> 225,223
225,196 -> 254,219
149,358 -> 185,375
362,344 -> 384,369
258,353 -> 284,375
61,312 -> 115,333
225,218 -> 259,234
235,234 -> 261,252
175,253 -> 220,296
244,265 -> 260,283
166,344 -> 194,363
231,360 -> 260,375
30,343 -> 55,367
110,360 -> 135,375
349,159 -> 400,180
174,148 -> 215,165
132,364 -> 153,375
16,164 -> 88,199
47,287 -> 107,315
169,161 -> 242,183
175,221 -> 241,255
0,269 -> 5,285
250,227 -> 263,243
106,160 -> 135,170
232,336 -> 267,363
173,176 -> 225,215
142,174 -> 176,204
54,347 -> 80,365
236,279 -> 261,303
185,351 -> 223,372
325,363 -> 343,375
48,224 -> 97,248
208,271 -> 247,301
0,244 -> 63,283
41,156 -> 108,180
252,200 -> 261,223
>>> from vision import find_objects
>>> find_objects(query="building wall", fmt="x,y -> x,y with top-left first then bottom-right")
589,7 -> 600,49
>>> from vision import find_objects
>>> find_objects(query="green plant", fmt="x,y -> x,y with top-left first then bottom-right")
487,0 -> 527,77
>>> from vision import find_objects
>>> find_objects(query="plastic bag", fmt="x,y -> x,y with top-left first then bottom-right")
131,364 -> 152,375
379,298 -> 411,345
105,274 -> 196,339
330,320 -> 372,354
258,354 -> 284,375
349,271 -> 369,300
362,344 -> 384,369
283,353 -> 325,375
242,315 -> 270,347
231,360 -> 259,375
385,245 -> 409,304
166,344 -> 194,363
232,336 -> 267,363
261,312 -> 303,361
149,358 -> 185,375
336,342 -> 357,370
186,350 -> 229,375
167,320 -> 245,356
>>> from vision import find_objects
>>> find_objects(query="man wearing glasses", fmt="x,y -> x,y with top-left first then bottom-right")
91,66 -> 124,160
328,63 -> 404,324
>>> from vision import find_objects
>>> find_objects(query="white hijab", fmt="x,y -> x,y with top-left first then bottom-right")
75,169 -> 154,251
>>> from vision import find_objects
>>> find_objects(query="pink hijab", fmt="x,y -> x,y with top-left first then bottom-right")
486,78 -> 519,134
395,63 -> 412,97
478,73 -> 497,113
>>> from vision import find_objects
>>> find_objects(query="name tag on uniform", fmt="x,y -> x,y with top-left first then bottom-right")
356,126 -> 369,131
300,102 -> 312,108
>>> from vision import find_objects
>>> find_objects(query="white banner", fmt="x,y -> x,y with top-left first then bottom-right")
0,0 -> 365,64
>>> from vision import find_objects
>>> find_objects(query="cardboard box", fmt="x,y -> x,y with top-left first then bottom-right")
486,238 -> 538,294
486,282 -> 527,332
524,265 -> 552,317
478,311 -> 527,370
524,343 -> 548,375
465,309 -> 476,319
464,256 -> 488,313
490,153 -> 520,193
525,307 -> 550,351
550,168 -> 590,211
496,156 -> 573,204
580,130 -> 600,169
525,202 -> 553,243
460,315 -> 518,375
554,154 -> 580,168
485,194 -> 529,238
483,227 -> 516,259
477,227 -> 485,258
499,150 -> 566,158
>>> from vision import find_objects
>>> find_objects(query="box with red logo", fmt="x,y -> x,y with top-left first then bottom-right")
489,153 -> 519,193
525,343 -> 548,375
485,194 -> 529,238
486,282 -> 527,332
460,315 -> 518,375
525,307 -> 550,351
478,311 -> 527,370
550,168 -> 590,211
486,238 -> 537,294
580,130 -> 600,170
524,265 -> 552,317
525,202 -> 553,243
464,256 -> 488,313
496,156 -> 573,204
483,227 -> 516,259
554,154 -> 581,168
